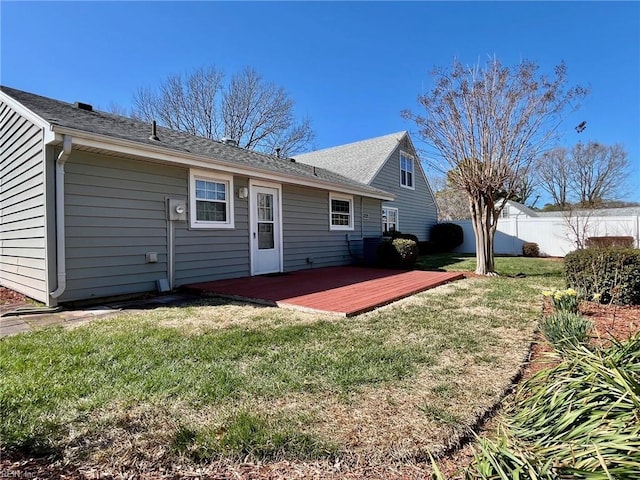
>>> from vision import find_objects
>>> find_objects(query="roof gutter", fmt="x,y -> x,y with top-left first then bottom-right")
48,125 -> 394,201
50,135 -> 72,299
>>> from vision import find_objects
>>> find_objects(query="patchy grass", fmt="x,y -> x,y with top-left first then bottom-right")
0,257 -> 564,474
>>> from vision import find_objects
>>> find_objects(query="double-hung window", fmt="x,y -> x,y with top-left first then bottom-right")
329,193 -> 353,231
382,206 -> 398,233
400,151 -> 415,189
189,170 -> 234,229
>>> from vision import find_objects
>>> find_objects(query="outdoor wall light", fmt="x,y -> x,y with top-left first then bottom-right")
237,187 -> 249,199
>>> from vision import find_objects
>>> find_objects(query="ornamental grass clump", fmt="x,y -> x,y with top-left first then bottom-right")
542,288 -> 579,313
456,335 -> 640,479
539,311 -> 592,353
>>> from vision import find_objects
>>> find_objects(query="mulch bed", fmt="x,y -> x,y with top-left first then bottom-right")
0,286 -> 29,307
437,300 -> 640,479
1,287 -> 638,479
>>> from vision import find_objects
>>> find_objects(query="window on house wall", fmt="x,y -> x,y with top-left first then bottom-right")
329,193 -> 354,231
400,151 -> 415,189
189,169 -> 235,229
382,206 -> 398,233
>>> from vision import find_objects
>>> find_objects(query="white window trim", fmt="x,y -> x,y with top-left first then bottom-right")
400,150 -> 416,190
382,206 -> 399,233
329,192 -> 354,231
189,169 -> 235,229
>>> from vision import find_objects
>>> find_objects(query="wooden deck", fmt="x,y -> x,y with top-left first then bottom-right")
186,266 -> 464,316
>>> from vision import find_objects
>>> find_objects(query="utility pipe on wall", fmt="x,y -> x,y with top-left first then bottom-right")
50,135 -> 72,299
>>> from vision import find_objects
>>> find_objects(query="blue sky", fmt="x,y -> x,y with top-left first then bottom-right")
2,1 -> 639,203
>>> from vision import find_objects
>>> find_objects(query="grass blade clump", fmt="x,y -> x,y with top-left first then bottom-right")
539,311 -> 592,353
463,335 -> 640,479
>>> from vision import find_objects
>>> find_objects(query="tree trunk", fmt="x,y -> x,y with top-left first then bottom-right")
470,198 -> 497,275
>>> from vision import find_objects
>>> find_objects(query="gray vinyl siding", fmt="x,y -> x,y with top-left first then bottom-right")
54,147 -> 382,302
370,143 -> 438,241
282,185 -> 382,270
174,177 -> 250,285
60,152 -> 181,302
0,101 -> 48,302
362,196 -> 383,237
61,152 -> 252,301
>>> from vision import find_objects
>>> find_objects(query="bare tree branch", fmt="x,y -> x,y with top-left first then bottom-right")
536,147 -> 572,208
536,141 -> 630,208
403,58 -> 587,274
571,141 -> 630,207
131,66 -> 313,156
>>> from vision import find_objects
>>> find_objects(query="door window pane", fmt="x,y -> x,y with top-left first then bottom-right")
258,193 -> 273,221
258,223 -> 274,249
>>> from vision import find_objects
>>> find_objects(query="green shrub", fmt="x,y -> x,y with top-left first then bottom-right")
540,311 -> 592,352
430,223 -> 464,252
565,247 -> 640,305
462,335 -> 640,479
522,242 -> 539,257
376,238 -> 418,269
586,236 -> 634,248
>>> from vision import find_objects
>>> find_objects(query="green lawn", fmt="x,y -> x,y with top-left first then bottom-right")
0,255 -> 564,473
417,253 -> 565,277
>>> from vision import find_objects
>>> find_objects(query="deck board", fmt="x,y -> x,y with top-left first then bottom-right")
186,267 -> 463,316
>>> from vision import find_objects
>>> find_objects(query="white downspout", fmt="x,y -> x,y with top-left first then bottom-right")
50,135 -> 72,298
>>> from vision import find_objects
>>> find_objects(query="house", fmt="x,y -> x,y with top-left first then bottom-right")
0,86 -> 394,306
500,200 -> 540,218
294,132 -> 438,241
501,200 -> 640,219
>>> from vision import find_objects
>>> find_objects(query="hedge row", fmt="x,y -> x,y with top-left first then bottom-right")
564,247 -> 640,305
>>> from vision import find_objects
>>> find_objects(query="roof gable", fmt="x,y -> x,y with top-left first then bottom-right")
0,85 -> 392,200
293,131 -> 411,185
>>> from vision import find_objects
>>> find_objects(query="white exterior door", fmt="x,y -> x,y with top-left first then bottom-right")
250,184 -> 282,275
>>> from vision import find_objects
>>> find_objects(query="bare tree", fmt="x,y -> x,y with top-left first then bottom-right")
571,141 -> 629,207
561,207 -> 595,250
536,147 -> 572,208
222,68 -> 314,154
510,176 -> 538,206
104,102 -> 130,117
536,141 -> 630,208
133,66 -> 224,139
403,58 -> 586,275
132,66 -> 313,156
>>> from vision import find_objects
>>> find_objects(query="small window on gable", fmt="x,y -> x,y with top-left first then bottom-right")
189,169 -> 235,229
329,193 -> 354,231
400,151 -> 415,189
382,206 -> 398,234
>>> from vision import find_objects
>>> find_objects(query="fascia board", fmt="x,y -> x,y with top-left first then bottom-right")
1,91 -> 56,143
50,125 -> 394,201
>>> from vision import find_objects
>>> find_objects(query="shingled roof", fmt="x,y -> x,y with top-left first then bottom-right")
1,86 -> 392,200
293,131 -> 409,184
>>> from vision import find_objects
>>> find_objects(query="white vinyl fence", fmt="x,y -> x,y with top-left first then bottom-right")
453,215 -> 640,257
